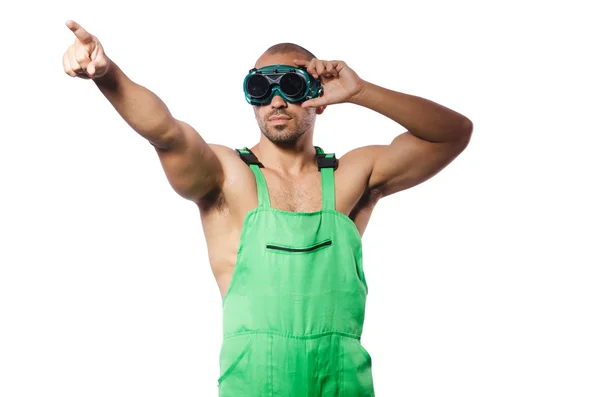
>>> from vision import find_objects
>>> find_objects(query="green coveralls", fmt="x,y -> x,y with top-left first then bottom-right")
218,146 -> 375,396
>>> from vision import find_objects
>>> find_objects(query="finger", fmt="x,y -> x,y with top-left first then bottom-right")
63,52 -> 76,77
87,62 -> 96,77
293,58 -> 309,67
74,44 -> 92,73
68,55 -> 90,79
66,20 -> 94,45
87,45 -> 101,76
315,60 -> 326,76
90,45 -> 99,62
324,62 -> 338,77
306,58 -> 318,79
301,97 -> 327,108
91,45 -> 110,76
67,46 -> 85,75
332,60 -> 346,73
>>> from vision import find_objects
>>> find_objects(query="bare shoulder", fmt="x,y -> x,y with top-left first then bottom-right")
337,145 -> 387,190
339,145 -> 386,169
207,143 -> 241,162
333,145 -> 388,214
208,144 -> 254,187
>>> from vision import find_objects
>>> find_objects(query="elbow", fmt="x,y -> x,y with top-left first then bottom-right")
464,117 -> 474,135
456,118 -> 473,146
150,119 -> 182,151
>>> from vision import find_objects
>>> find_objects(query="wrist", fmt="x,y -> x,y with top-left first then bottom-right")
348,79 -> 372,106
93,58 -> 120,89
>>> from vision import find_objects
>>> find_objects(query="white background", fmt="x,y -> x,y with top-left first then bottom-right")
1,1 -> 598,396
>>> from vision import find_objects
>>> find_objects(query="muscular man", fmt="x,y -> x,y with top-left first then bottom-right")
63,20 -> 473,396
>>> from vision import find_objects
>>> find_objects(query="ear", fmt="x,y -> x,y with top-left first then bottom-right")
316,105 -> 327,115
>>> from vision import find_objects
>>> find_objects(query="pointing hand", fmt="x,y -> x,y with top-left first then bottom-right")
62,20 -> 110,79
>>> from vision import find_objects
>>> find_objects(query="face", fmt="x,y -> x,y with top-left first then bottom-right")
252,51 -> 323,146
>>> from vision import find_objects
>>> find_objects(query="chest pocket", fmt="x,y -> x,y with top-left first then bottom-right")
265,238 -> 332,255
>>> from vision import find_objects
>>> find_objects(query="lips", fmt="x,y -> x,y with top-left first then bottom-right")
268,116 -> 291,121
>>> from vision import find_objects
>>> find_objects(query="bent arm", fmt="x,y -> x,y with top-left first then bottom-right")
94,61 -> 223,201
349,82 -> 473,197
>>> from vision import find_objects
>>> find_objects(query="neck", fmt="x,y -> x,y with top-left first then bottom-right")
253,132 -> 317,175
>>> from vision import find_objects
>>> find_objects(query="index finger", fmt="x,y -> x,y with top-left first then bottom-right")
292,58 -> 311,67
66,20 -> 93,45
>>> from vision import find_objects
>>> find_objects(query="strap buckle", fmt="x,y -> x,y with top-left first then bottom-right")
236,149 -> 264,168
317,153 -> 338,171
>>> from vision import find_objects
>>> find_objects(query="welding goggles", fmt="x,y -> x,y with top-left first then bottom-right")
243,64 -> 323,105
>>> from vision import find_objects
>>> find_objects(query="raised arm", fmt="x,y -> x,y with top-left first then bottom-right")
62,20 -> 223,202
348,83 -> 472,197
295,57 -> 473,198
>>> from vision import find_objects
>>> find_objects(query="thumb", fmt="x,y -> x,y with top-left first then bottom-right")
87,46 -> 99,76
90,45 -> 99,60
302,97 -> 328,108
87,62 -> 96,76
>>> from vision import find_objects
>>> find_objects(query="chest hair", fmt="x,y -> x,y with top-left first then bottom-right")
270,178 -> 323,213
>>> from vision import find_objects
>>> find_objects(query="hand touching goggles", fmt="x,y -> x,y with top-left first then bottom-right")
243,64 -> 323,105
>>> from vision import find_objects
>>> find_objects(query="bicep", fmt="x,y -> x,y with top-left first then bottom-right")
367,131 -> 469,197
154,119 -> 224,202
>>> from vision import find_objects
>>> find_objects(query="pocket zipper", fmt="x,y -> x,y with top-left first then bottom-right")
266,239 -> 332,253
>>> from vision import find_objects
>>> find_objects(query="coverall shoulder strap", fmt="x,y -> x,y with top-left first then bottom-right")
236,147 -> 271,208
314,146 -> 337,211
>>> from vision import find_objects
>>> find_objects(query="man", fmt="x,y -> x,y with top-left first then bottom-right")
63,19 -> 472,397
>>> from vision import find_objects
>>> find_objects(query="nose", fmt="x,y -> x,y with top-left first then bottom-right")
270,93 -> 288,109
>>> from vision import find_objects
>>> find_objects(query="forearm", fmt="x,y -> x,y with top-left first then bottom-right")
350,81 -> 473,143
93,60 -> 176,147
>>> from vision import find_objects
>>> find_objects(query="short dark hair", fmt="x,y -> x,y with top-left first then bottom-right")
263,43 -> 316,61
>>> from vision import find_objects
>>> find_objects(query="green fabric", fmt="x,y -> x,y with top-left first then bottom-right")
219,146 -> 374,396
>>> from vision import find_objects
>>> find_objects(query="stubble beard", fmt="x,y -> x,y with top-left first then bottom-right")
255,108 -> 316,146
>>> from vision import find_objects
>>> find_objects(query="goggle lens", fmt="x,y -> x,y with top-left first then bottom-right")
246,74 -> 270,99
279,73 -> 306,98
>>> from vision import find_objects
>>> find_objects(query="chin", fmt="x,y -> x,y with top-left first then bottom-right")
264,132 -> 300,146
